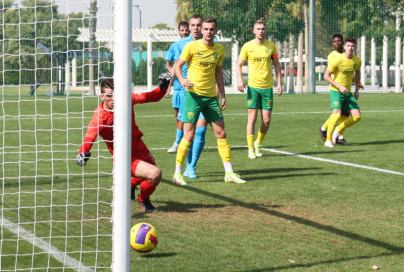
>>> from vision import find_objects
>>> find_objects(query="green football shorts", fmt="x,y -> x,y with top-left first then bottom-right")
183,91 -> 223,124
247,86 -> 274,111
329,89 -> 360,111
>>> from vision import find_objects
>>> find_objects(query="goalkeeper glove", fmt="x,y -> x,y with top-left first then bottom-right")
76,152 -> 91,166
158,72 -> 172,91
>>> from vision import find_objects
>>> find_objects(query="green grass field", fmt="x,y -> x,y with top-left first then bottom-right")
1,92 -> 404,271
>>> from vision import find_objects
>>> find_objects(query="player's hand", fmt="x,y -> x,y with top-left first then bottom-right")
277,85 -> 283,96
221,96 -> 227,111
339,86 -> 348,94
158,72 -> 172,91
76,152 -> 91,166
237,80 -> 246,93
358,83 -> 364,90
165,82 -> 172,98
181,79 -> 194,89
354,91 -> 359,100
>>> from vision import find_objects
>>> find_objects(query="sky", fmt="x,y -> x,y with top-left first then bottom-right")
53,0 -> 178,29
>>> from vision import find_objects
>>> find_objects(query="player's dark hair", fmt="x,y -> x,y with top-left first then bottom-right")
100,78 -> 114,93
332,33 -> 343,41
203,17 -> 217,27
178,21 -> 189,30
345,37 -> 356,44
189,15 -> 203,22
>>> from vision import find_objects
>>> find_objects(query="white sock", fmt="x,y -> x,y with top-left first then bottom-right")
338,136 -> 344,139
321,126 -> 326,131
175,164 -> 182,174
223,162 -> 233,173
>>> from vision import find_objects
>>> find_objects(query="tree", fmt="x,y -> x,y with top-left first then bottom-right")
151,23 -> 173,30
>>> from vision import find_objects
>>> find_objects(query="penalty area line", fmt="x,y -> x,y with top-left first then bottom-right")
0,218 -> 93,272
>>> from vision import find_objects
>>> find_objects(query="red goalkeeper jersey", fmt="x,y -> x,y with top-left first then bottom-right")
79,87 -> 165,154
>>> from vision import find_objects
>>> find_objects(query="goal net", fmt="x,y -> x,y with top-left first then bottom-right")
1,0 -> 116,271
1,0 -> 402,270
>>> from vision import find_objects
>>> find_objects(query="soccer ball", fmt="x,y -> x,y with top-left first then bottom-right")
130,223 -> 158,253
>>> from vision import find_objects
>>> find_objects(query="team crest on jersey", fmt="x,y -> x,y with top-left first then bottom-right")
187,112 -> 195,120
353,63 -> 357,69
265,48 -> 269,54
248,99 -> 252,105
267,100 -> 273,107
334,101 -> 339,107
213,53 -> 218,60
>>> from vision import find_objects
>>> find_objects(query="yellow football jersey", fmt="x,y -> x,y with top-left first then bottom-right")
327,50 -> 343,83
327,50 -> 343,63
239,40 -> 278,89
328,54 -> 361,93
180,40 -> 224,97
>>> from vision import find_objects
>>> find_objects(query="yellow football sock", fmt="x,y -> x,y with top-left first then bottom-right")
337,116 -> 361,131
247,135 -> 254,150
217,138 -> 231,162
339,115 -> 349,137
322,114 -> 333,130
326,114 -> 341,141
176,138 -> 191,166
256,130 -> 266,144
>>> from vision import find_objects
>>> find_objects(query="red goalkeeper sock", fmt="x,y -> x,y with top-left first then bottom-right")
139,181 -> 156,201
131,177 -> 142,189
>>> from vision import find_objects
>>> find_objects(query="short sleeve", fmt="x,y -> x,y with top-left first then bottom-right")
356,59 -> 361,71
180,43 -> 192,62
239,43 -> 248,61
217,50 -> 224,67
173,43 -> 181,61
328,57 -> 339,73
165,43 -> 175,62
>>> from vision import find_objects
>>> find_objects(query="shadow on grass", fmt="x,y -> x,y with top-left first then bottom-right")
194,167 -> 334,183
141,253 -> 177,258
354,139 -> 404,146
161,179 -> 404,268
150,201 -> 225,213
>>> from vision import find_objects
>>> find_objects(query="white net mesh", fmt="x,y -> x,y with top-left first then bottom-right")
1,0 -> 114,270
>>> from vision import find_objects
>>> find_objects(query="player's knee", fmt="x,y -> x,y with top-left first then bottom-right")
353,116 -> 361,123
215,130 -> 226,139
262,119 -> 271,127
149,168 -> 162,186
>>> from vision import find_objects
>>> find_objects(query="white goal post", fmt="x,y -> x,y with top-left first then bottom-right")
0,0 -> 132,270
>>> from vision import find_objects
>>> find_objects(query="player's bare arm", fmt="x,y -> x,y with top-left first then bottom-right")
324,69 -> 347,94
165,61 -> 178,97
354,71 -> 361,100
215,65 -> 227,111
272,58 -> 283,96
236,58 -> 246,93
175,58 -> 194,89
165,60 -> 173,74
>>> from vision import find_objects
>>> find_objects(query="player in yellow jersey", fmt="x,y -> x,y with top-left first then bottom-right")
172,17 -> 246,185
324,37 -> 363,148
236,20 -> 282,159
319,34 -> 358,145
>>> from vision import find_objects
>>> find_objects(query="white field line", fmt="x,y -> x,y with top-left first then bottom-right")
149,145 -> 404,177
263,147 -> 404,176
1,109 -> 404,120
0,218 -> 93,272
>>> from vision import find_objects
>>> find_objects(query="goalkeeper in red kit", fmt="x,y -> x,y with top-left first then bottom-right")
76,73 -> 172,213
